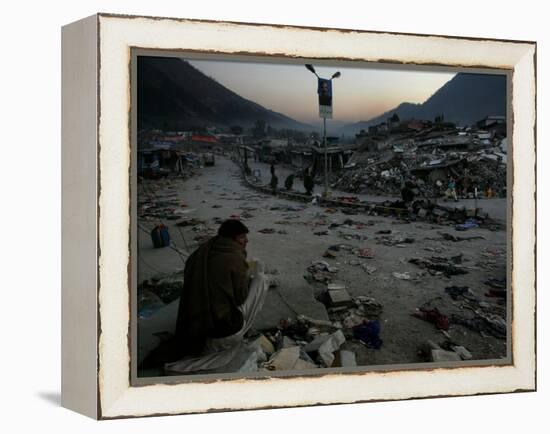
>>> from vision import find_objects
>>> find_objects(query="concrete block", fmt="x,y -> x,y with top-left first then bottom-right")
267,346 -> 300,371
452,345 -> 473,360
339,350 -> 357,367
294,358 -> 319,370
328,289 -> 353,307
420,340 -> 441,356
318,330 -> 346,367
282,336 -> 297,348
258,334 -> 275,355
302,334 -> 331,353
431,349 -> 462,363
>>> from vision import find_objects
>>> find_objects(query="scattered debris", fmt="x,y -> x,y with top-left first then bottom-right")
339,232 -> 369,241
412,307 -> 450,330
377,235 -> 415,246
308,260 -> 339,274
139,270 -> 184,305
409,256 -> 468,277
138,290 -> 165,319
450,312 -> 506,339
445,286 -> 476,301
327,288 -> 354,308
356,247 -> 375,259
352,320 -> 383,349
439,232 -> 485,242
137,137 -> 508,373
455,219 -> 479,231
176,217 -> 206,227
392,271 -> 413,280
323,250 -> 338,259
362,264 -> 377,274
259,228 -> 276,234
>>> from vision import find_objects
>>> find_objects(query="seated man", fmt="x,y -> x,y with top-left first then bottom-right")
144,219 -> 269,373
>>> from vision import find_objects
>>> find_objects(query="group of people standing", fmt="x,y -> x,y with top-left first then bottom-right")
270,163 -> 314,196
443,176 -> 499,201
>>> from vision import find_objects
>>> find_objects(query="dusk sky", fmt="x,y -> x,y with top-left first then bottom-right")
189,58 -> 456,126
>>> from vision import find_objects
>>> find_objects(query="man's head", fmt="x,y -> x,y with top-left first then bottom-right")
218,219 -> 249,249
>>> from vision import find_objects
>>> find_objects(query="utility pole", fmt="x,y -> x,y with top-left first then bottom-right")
323,117 -> 328,196
305,64 -> 341,198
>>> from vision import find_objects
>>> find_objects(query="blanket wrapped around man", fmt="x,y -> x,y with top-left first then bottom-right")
175,235 -> 250,356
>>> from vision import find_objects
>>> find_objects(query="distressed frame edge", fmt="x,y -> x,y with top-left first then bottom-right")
129,48 -> 514,388
95,11 -> 537,46
61,13 -> 100,420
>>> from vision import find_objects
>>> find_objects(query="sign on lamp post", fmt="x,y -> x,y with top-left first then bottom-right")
305,65 -> 340,198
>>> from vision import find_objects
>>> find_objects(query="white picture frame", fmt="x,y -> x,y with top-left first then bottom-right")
61,13 -> 536,419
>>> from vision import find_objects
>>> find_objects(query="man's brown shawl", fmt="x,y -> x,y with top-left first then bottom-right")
175,235 -> 250,356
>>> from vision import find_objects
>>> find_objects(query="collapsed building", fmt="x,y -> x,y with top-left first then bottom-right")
330,117 -> 507,199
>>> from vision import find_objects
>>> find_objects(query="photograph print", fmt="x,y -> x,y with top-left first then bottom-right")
134,53 -> 509,380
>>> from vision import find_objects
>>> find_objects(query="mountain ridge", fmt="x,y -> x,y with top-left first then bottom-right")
338,73 -> 507,135
137,56 -> 313,131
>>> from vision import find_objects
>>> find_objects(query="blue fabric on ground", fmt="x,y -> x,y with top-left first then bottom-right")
455,219 -> 479,231
352,320 -> 383,349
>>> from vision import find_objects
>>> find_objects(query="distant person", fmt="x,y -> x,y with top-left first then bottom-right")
284,173 -> 295,191
401,181 -> 415,204
270,171 -> 279,193
303,167 -> 314,195
446,177 -> 458,202
270,163 -> 275,176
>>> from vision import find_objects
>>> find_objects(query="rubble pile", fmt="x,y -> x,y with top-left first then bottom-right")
464,156 -> 507,196
247,253 -> 388,372
329,129 -> 506,200
251,290 -> 384,371
330,155 -> 413,196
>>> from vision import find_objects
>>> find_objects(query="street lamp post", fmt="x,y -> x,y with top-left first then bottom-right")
305,65 -> 341,198
323,114 -> 328,196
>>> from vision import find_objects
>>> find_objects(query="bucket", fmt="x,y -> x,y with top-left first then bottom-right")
151,224 -> 170,248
